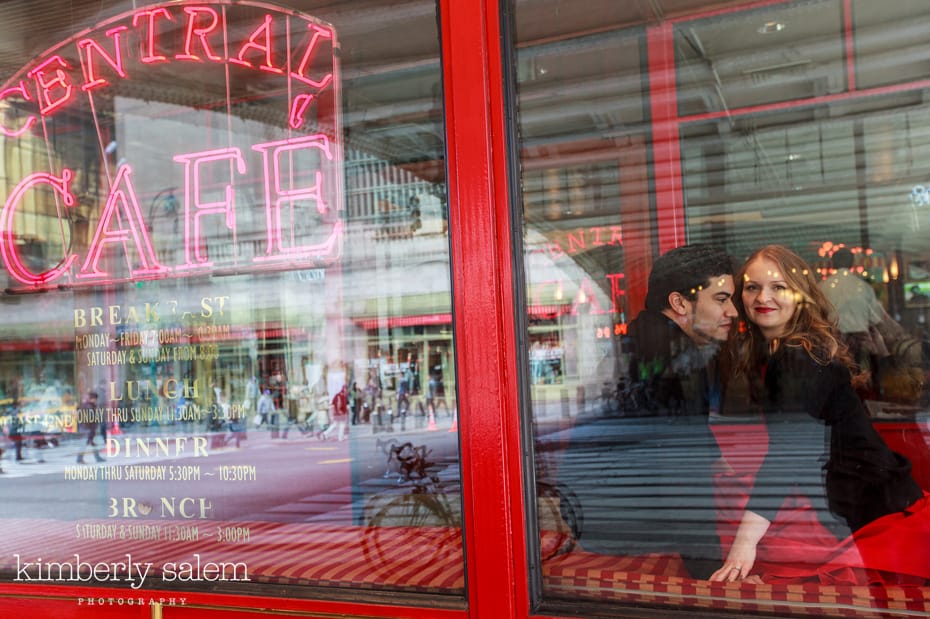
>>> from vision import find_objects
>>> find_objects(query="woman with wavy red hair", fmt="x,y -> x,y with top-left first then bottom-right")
710,245 -> 930,585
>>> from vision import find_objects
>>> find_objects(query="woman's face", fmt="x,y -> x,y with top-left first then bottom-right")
741,257 -> 799,341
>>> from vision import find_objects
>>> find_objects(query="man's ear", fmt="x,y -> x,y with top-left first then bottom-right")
667,291 -> 691,317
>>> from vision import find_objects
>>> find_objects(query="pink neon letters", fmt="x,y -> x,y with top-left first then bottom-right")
0,82 -> 37,137
230,14 -> 284,75
0,136 -> 341,289
173,148 -> 246,269
75,165 -> 168,281
26,56 -> 74,116
78,26 -> 129,91
0,170 -> 77,286
176,6 -> 223,62
0,4 -> 336,135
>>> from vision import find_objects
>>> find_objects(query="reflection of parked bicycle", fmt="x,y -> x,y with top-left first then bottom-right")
600,378 -> 656,416
536,479 -> 583,560
533,437 -> 583,561
361,439 -> 581,566
363,439 -> 461,564
376,438 -> 432,481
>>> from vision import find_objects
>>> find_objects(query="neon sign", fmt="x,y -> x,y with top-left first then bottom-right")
0,2 -> 342,291
532,225 -> 624,260
0,3 -> 335,132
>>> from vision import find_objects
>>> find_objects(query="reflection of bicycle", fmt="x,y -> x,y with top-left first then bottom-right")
536,479 -> 583,560
363,439 -> 461,564
533,437 -> 583,561
601,378 -> 656,416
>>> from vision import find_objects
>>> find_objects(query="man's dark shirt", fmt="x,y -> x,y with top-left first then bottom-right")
564,310 -> 724,579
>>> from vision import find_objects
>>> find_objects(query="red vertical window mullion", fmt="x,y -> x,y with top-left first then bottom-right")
843,0 -> 856,91
647,21 -> 686,253
440,0 -> 528,618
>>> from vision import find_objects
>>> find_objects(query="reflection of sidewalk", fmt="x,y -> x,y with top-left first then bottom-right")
1,437 -> 77,477
266,409 -> 459,441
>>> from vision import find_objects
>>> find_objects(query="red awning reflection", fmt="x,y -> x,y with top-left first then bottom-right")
527,304 -> 571,319
356,313 -> 452,330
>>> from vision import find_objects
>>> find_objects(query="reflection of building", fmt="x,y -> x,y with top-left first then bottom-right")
0,142 -> 456,420
523,227 -> 621,400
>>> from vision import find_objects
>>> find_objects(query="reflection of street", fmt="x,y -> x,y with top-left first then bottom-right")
0,421 -> 461,525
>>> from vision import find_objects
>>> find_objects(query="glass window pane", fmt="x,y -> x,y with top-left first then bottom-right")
514,1 -> 930,616
0,0 -> 461,601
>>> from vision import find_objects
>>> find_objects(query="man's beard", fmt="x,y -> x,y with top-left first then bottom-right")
691,309 -> 728,348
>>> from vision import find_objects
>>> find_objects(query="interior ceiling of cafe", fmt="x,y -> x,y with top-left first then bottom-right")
515,0 -> 930,260
0,0 -> 928,262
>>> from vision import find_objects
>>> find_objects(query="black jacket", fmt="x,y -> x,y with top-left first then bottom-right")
747,344 -> 922,532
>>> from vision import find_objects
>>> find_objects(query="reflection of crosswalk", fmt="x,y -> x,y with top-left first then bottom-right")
0,441 -> 80,478
0,456 -> 67,478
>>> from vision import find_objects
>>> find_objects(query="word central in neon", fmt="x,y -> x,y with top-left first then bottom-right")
0,134 -> 341,289
0,2 -> 335,135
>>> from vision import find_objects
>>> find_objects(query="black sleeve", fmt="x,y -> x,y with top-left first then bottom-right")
744,348 -> 835,522
745,347 -> 922,529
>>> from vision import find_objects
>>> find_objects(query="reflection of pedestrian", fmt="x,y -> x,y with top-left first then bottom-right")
225,390 -> 246,448
348,382 -> 361,425
366,373 -> 381,406
820,248 -> 885,397
243,376 -> 259,412
427,369 -> 449,416
323,385 -> 348,441
76,391 -> 104,464
8,400 -> 24,462
427,372 -> 439,411
256,390 -> 273,426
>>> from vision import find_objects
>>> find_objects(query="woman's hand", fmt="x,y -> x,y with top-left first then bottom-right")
709,510 -> 771,582
710,539 -> 758,582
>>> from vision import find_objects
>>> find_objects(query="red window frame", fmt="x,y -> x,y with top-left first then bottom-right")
0,0 -> 526,617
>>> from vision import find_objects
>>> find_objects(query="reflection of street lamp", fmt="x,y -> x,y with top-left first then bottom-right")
147,188 -> 178,231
